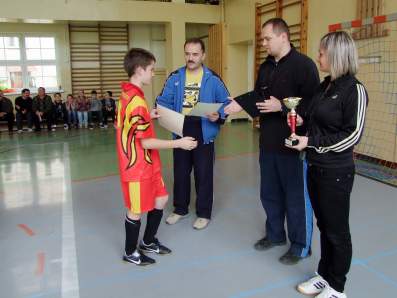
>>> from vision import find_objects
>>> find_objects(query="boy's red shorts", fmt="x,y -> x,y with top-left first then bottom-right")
121,172 -> 168,214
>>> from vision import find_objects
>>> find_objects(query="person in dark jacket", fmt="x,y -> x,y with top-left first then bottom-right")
101,90 -> 116,128
15,88 -> 33,133
0,90 -> 14,133
65,94 -> 78,128
52,92 -> 68,129
32,87 -> 54,131
225,18 -> 319,265
88,90 -> 104,129
289,31 -> 367,298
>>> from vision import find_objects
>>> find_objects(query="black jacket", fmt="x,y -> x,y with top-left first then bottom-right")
255,47 -> 320,154
32,95 -> 53,114
101,98 -> 116,111
305,74 -> 368,168
15,96 -> 33,113
53,101 -> 67,114
0,96 -> 14,113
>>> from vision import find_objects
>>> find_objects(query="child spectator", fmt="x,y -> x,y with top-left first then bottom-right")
88,90 -> 104,129
65,94 -> 78,129
77,90 -> 89,128
52,92 -> 68,129
101,90 -> 116,128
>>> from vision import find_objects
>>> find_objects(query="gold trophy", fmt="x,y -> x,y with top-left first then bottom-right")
283,97 -> 302,146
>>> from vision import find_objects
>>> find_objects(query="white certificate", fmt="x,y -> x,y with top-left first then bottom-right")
189,102 -> 223,117
157,104 -> 185,137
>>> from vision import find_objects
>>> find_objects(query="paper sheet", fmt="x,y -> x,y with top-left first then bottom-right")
189,102 -> 223,117
157,104 -> 185,137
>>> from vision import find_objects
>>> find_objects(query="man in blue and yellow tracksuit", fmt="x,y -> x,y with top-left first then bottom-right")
156,38 -> 229,230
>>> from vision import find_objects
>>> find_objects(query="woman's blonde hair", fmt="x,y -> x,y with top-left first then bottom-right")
320,31 -> 358,80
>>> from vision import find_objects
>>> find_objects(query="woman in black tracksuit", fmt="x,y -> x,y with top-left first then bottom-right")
288,31 -> 368,298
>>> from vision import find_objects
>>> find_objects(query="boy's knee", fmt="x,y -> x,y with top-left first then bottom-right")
155,195 -> 168,209
127,210 -> 141,220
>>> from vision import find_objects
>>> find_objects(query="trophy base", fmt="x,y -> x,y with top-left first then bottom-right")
285,138 -> 299,146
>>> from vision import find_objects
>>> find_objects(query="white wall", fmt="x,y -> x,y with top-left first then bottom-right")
129,23 -> 167,106
129,23 -> 166,69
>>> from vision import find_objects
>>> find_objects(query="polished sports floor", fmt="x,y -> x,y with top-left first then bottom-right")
0,122 -> 396,298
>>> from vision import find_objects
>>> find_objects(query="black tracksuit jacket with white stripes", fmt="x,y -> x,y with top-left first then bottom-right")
305,74 -> 368,168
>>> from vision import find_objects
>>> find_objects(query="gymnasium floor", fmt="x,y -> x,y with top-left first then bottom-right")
0,122 -> 396,298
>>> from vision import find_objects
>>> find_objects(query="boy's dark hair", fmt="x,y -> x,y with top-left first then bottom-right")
262,18 -> 290,40
22,88 -> 30,93
106,90 -> 112,97
55,92 -> 61,97
91,90 -> 97,95
184,38 -> 205,53
67,94 -> 73,98
124,48 -> 156,78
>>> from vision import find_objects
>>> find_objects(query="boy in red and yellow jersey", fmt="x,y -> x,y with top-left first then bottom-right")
117,48 -> 197,266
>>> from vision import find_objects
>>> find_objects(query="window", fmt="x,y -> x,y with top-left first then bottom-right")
0,37 -> 21,60
26,37 -> 56,60
0,35 -> 58,92
0,66 -> 22,89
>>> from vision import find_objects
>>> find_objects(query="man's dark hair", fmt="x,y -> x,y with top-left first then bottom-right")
55,92 -> 61,97
262,18 -> 290,40
106,90 -> 112,97
124,48 -> 156,78
184,38 -> 205,53
22,88 -> 30,93
91,90 -> 97,95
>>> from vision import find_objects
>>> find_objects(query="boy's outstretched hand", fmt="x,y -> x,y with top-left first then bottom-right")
177,137 -> 198,151
150,108 -> 160,119
206,112 -> 220,122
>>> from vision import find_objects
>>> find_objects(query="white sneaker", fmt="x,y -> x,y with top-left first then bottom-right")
17,130 -> 23,134
193,217 -> 210,230
297,274 -> 328,295
165,213 -> 189,225
315,285 -> 346,298
27,128 -> 33,132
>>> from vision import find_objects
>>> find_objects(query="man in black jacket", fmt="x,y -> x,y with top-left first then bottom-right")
15,88 -> 34,133
0,90 -> 14,133
225,18 -> 320,265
